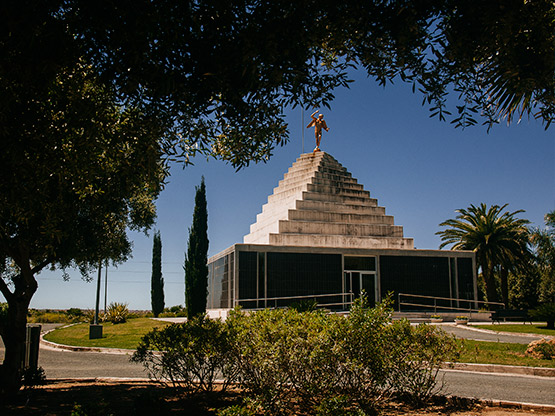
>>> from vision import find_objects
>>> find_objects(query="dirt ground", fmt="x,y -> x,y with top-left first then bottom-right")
1,381 -> 554,416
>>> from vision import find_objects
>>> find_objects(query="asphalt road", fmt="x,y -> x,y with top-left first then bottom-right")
440,369 -> 555,406
439,323 -> 545,344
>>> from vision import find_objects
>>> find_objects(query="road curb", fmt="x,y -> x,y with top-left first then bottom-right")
463,324 -> 555,340
443,362 -> 555,377
40,330 -> 134,355
477,398 -> 555,412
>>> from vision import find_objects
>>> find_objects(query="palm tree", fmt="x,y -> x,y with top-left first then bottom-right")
437,203 -> 531,306
530,210 -> 555,302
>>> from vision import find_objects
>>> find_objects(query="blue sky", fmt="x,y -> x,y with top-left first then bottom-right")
26,69 -> 554,311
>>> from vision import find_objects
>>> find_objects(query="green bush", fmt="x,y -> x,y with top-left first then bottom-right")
133,296 -> 458,413
104,302 -> 129,324
526,338 -> 555,360
386,319 -> 459,404
289,298 -> 318,312
217,404 -> 257,416
159,305 -> 187,317
227,307 -> 345,414
132,314 -> 237,393
66,308 -> 83,318
530,303 -> 555,329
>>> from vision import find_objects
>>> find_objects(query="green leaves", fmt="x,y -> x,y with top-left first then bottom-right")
437,203 -> 532,304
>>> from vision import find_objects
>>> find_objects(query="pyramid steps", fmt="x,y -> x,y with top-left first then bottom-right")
243,151 -> 414,249
268,234 -> 414,249
300,191 -> 377,206
295,200 -> 384,215
278,220 -> 404,237
288,210 -> 394,225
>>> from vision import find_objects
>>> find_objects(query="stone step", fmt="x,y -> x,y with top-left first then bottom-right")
268,233 -> 414,249
278,220 -> 404,237
283,163 -> 351,181
312,171 -> 359,184
250,208 -> 394,237
271,182 -> 310,198
267,187 -> 308,204
280,170 -> 360,189
295,199 -> 382,213
302,191 -> 377,206
288,210 -> 394,225
306,183 -> 370,198
310,177 -> 364,191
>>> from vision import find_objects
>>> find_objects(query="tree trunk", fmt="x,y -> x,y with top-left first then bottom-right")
0,256 -> 39,395
0,295 -> 31,394
500,267 -> 509,308
482,265 -> 500,307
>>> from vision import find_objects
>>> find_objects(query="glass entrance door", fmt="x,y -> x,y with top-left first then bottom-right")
344,271 -> 377,307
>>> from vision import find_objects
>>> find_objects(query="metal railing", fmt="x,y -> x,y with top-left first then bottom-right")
235,292 -> 355,310
397,293 -> 505,314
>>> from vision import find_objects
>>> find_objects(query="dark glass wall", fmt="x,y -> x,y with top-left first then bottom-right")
380,256 -> 450,309
457,257 -> 474,301
344,256 -> 376,271
207,254 -> 233,309
266,252 -> 342,307
238,251 -> 257,308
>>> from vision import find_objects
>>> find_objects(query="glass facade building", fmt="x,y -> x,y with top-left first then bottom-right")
207,244 -> 476,311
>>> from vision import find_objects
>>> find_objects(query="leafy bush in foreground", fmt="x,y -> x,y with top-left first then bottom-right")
132,315 -> 238,393
134,296 -> 458,415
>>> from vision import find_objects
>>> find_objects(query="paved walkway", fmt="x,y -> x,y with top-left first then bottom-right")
440,323 -> 550,344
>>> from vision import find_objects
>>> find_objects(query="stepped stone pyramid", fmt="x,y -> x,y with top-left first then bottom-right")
243,152 -> 414,249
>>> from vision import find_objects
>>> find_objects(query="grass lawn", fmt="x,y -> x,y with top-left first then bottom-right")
471,323 -> 555,337
457,339 -> 555,368
43,318 -> 171,350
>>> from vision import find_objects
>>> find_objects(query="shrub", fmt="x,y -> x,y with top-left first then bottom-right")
289,298 -> 318,312
22,366 -> 46,389
66,308 -> 83,318
525,338 -> 555,360
159,305 -> 187,317
217,404 -> 257,416
132,314 -> 237,393
84,309 -> 103,324
386,319 -> 459,404
104,302 -> 129,324
530,303 -> 555,329
227,307 -> 346,414
133,295 -> 456,413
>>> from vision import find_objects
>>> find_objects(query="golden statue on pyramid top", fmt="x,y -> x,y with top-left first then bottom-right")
306,109 -> 329,152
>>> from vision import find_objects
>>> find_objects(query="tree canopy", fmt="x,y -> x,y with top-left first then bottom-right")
3,2 -> 553,172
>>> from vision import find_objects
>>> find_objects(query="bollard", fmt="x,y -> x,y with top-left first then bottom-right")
22,324 -> 41,370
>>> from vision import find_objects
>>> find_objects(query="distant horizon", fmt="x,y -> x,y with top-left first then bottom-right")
9,69 -> 553,311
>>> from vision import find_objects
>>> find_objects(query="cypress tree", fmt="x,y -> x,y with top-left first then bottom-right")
151,230 -> 165,317
184,177 -> 209,318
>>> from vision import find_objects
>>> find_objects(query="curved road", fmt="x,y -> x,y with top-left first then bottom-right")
439,323 -> 549,344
